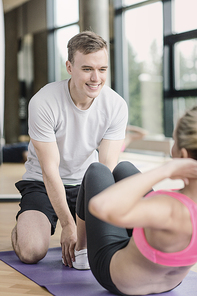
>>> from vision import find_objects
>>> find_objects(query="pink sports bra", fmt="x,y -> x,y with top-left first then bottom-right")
133,190 -> 197,266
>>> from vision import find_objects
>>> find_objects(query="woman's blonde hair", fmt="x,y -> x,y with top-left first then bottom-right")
176,106 -> 197,159
67,31 -> 107,65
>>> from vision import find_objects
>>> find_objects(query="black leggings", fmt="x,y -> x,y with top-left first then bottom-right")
76,161 -> 141,295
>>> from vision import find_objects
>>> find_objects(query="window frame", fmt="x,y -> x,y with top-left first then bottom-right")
46,0 -> 80,82
114,0 -> 197,137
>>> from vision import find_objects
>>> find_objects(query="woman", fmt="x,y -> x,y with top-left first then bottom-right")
73,106 -> 197,295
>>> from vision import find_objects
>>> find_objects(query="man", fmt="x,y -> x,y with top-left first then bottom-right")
11,31 -> 128,268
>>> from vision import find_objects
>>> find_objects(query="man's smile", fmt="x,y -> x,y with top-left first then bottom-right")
86,83 -> 101,89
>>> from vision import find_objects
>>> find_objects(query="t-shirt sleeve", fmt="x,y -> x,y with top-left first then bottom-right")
28,92 -> 56,142
103,99 -> 128,140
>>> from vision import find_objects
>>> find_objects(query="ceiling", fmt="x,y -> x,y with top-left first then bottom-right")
2,0 -> 30,13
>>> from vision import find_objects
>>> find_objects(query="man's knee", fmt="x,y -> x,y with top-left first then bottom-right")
15,239 -> 48,264
11,225 -> 48,264
19,245 -> 48,264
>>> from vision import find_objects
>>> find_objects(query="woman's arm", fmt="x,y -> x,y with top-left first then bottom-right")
89,158 -> 197,229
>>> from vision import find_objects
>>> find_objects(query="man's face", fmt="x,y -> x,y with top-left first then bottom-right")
66,48 -> 108,102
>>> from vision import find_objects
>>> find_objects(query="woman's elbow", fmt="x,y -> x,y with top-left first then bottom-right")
88,199 -> 121,225
88,198 -> 111,221
88,199 -> 101,217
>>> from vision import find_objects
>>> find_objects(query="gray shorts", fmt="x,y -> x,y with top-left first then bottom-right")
15,180 -> 80,235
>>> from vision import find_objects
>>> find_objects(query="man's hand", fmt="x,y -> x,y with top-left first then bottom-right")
61,223 -> 77,268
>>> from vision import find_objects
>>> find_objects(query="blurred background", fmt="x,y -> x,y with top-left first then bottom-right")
0,0 -> 197,161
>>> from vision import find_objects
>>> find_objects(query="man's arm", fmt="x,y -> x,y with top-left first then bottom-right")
98,138 -> 124,171
31,138 -> 76,267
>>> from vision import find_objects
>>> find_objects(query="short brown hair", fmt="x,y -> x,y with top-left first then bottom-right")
67,31 -> 107,64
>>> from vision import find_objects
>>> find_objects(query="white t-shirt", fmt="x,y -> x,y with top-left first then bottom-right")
23,79 -> 128,184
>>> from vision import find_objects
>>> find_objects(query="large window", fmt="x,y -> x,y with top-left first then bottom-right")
115,0 -> 197,138
115,0 -> 163,137
55,25 -> 79,81
163,0 -> 197,136
48,0 -> 79,82
174,0 -> 197,34
174,39 -> 197,91
54,0 -> 79,27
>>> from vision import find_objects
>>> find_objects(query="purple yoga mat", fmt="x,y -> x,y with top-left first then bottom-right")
0,247 -> 197,296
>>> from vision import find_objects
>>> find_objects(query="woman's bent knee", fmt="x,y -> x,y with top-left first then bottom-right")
113,161 -> 141,182
87,162 -> 111,178
115,161 -> 138,172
